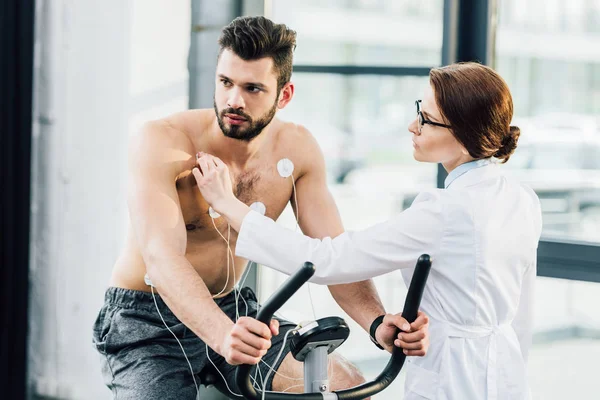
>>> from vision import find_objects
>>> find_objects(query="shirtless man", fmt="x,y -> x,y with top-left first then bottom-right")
92,16 -> 429,399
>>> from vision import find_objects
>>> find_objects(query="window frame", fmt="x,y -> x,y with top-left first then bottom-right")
203,0 -> 600,285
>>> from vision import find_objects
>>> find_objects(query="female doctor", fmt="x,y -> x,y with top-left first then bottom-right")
193,62 -> 542,400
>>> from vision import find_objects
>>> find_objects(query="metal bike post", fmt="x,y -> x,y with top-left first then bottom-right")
304,347 -> 330,393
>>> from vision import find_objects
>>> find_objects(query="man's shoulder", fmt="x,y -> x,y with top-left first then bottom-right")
129,111 -> 212,176
273,119 -> 320,150
163,108 -> 214,132
135,119 -> 190,152
271,120 -> 326,177
138,109 -> 214,149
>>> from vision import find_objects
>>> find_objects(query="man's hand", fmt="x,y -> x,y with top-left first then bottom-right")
375,311 -> 429,356
220,317 -> 280,365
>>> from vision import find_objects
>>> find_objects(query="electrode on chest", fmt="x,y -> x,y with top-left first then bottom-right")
250,201 -> 267,215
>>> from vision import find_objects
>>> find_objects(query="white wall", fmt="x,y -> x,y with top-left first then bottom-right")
29,1 -> 190,398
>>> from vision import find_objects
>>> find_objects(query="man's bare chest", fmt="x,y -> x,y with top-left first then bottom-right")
175,164 -> 297,234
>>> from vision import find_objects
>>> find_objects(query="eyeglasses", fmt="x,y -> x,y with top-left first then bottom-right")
416,100 -> 451,133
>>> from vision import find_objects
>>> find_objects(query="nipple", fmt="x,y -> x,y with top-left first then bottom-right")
277,158 -> 294,178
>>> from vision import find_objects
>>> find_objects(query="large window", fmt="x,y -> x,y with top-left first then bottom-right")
272,0 -> 443,67
496,0 -> 600,243
256,0 -> 600,398
259,0 -> 444,385
281,74 -> 436,186
493,2 -> 600,397
271,73 -> 438,363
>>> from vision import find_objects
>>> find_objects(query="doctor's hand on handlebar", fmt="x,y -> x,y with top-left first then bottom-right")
375,311 -> 430,356
220,317 -> 281,366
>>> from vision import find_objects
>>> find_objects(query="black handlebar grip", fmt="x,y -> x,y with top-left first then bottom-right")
336,254 -> 432,400
254,262 -> 315,325
401,254 -> 431,323
236,262 -> 325,400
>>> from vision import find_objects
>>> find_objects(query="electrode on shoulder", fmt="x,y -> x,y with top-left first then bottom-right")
277,158 -> 294,178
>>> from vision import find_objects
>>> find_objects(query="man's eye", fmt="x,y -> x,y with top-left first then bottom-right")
247,86 -> 261,93
221,80 -> 232,87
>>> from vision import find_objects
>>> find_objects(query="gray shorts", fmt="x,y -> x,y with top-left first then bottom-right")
92,286 -> 297,399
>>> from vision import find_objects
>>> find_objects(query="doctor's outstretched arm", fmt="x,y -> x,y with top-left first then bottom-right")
194,153 -> 444,285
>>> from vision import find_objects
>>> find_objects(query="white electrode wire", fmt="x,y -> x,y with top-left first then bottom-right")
282,384 -> 305,392
291,175 -> 299,232
290,175 -> 317,321
206,169 -> 316,395
307,285 -> 318,321
258,344 -> 332,382
211,218 -> 231,298
256,364 -> 303,394
208,221 -> 301,395
204,325 -> 299,398
261,327 -> 296,400
239,260 -> 254,289
259,358 -> 304,381
151,286 -> 199,395
227,234 -> 245,321
213,219 -> 245,321
205,343 -> 244,398
226,224 -> 242,320
237,263 -> 253,318
256,360 -> 265,391
253,364 -> 262,389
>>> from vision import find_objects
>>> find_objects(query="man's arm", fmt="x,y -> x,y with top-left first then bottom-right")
291,129 -> 428,353
292,130 -> 385,332
128,122 -> 271,365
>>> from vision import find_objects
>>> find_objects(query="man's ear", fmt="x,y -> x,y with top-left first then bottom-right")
277,82 -> 294,109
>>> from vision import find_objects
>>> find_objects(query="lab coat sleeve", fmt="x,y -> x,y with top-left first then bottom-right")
235,190 -> 444,285
511,253 -> 536,363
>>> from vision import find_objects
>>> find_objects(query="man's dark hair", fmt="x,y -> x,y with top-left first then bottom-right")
218,16 -> 296,91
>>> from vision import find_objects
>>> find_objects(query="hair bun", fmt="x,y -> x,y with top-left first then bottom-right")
494,126 -> 520,162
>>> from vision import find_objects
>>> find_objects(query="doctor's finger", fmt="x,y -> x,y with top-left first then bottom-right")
403,349 -> 427,357
197,157 -> 213,174
395,339 -> 424,350
410,311 -> 429,330
200,153 -> 217,163
202,155 -> 220,170
384,314 -> 411,332
397,329 -> 426,344
192,167 -> 204,181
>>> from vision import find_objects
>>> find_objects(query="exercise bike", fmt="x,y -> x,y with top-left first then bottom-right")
202,254 -> 431,400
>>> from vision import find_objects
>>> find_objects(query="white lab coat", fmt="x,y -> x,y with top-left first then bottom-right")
235,161 -> 542,399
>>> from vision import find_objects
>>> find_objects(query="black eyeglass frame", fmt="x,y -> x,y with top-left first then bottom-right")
416,100 -> 452,132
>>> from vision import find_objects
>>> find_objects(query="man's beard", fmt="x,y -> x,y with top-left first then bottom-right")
214,97 -> 278,142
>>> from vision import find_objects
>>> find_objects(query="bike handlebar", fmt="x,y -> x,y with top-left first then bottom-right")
236,255 -> 432,400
